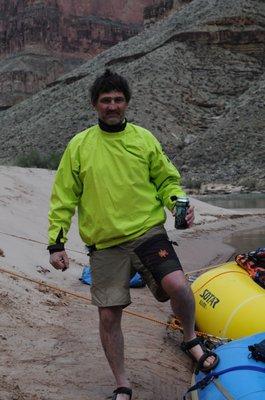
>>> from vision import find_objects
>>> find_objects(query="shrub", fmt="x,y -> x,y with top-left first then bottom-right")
184,177 -> 202,190
15,149 -> 62,170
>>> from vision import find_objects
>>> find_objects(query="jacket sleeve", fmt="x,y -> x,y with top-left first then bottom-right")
148,136 -> 186,211
48,140 -> 83,250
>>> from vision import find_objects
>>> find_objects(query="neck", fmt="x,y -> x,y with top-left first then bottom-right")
98,118 -> 127,133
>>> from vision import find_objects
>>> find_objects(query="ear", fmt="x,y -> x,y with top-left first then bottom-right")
91,100 -> 97,110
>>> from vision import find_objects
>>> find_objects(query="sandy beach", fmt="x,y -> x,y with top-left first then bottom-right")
1,166 -> 265,400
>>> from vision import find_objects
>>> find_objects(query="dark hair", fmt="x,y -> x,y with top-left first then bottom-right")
90,69 -> 131,105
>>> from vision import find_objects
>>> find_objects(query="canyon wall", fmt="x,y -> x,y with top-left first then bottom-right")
1,0 -> 264,190
0,0 -> 154,108
144,0 -> 192,26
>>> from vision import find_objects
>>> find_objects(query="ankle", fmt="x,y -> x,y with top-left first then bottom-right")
116,379 -> 131,389
183,333 -> 197,343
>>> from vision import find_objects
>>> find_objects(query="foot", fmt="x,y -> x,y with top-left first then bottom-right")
186,341 -> 216,368
116,395 -> 131,400
112,387 -> 132,400
181,337 -> 219,373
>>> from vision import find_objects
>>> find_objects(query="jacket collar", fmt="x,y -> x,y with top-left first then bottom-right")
98,118 -> 127,133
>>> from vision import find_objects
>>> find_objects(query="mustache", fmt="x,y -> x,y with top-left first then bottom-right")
106,111 -> 121,115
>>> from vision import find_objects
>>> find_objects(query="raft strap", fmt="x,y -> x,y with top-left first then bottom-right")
183,365 -> 265,400
249,339 -> 265,362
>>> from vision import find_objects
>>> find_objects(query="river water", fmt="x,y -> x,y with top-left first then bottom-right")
225,227 -> 265,254
195,193 -> 265,254
195,192 -> 265,209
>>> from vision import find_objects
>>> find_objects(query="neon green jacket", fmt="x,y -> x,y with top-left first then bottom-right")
48,122 -> 186,249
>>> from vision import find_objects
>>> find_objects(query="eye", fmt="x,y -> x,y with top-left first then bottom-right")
115,97 -> 126,103
99,96 -> 126,104
100,98 -> 111,104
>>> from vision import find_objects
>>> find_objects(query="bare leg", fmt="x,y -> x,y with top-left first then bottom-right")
161,270 -> 215,367
98,306 -> 131,399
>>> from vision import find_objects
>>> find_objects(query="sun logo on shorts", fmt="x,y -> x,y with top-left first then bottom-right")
158,249 -> 169,258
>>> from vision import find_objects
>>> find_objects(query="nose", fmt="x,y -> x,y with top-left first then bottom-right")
107,100 -> 118,109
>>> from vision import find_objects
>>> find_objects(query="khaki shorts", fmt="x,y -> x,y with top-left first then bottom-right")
89,225 -> 183,308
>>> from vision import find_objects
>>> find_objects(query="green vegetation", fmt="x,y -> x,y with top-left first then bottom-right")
15,149 -> 62,170
184,177 -> 202,190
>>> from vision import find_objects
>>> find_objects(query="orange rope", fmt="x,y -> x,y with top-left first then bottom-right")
0,265 -> 167,325
0,265 -> 92,301
0,264 -> 230,342
0,230 -> 231,342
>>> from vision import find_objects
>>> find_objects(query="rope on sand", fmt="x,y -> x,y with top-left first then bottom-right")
0,229 -> 232,342
0,264 -> 231,344
0,229 -> 225,277
0,230 -> 86,254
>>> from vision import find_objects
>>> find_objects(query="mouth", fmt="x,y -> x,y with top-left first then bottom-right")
106,112 -> 120,117
103,113 -> 123,125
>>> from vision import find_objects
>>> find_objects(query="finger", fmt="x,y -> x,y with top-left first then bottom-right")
186,211 -> 194,222
50,254 -> 66,270
186,206 -> 194,218
186,206 -> 195,227
61,254 -> 69,271
50,259 -> 64,270
187,205 -> 194,214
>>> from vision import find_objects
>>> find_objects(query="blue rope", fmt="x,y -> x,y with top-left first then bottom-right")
183,365 -> 265,400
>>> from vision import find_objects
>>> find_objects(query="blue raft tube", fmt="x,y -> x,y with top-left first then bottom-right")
185,332 -> 265,400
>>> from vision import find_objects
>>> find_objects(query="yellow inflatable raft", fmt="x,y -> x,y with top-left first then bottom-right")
191,262 -> 265,339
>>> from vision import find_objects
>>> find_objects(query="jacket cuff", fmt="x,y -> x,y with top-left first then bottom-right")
168,193 -> 187,211
47,243 -> 65,254
166,195 -> 178,211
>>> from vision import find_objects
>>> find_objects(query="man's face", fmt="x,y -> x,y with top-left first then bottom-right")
94,91 -> 128,125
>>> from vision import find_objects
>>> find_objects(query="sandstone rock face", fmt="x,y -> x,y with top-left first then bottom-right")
0,0 -> 154,108
88,0 -> 155,24
0,51 -> 65,109
53,0 -> 154,23
0,0 -> 264,190
144,0 -> 192,26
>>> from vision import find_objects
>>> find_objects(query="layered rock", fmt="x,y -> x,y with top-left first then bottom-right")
0,51 -> 64,109
144,0 -> 192,26
0,0 -> 154,108
0,0 -> 264,190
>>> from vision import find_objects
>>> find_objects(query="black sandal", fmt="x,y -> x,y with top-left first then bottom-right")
112,387 -> 132,399
181,337 -> 219,374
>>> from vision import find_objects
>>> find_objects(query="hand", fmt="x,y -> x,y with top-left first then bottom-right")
49,250 -> 69,271
185,205 -> 195,228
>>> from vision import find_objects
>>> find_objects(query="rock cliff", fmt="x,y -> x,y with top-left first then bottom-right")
144,0 -> 192,26
0,0 -> 264,190
0,0 -> 154,108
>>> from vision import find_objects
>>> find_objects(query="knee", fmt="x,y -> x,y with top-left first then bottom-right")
162,271 -> 189,292
173,280 -> 193,299
176,282 -> 194,301
162,273 -> 194,301
171,283 -> 196,313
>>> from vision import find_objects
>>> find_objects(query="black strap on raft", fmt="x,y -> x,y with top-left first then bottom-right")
249,339 -> 265,362
183,365 -> 265,400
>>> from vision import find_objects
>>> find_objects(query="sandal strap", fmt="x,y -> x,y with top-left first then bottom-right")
197,351 -> 215,367
181,337 -> 201,351
112,387 -> 132,399
197,351 -> 219,372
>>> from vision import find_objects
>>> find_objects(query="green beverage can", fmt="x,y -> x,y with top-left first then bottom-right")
174,197 -> 189,229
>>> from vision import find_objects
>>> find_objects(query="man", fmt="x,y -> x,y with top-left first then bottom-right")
48,70 -> 219,400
